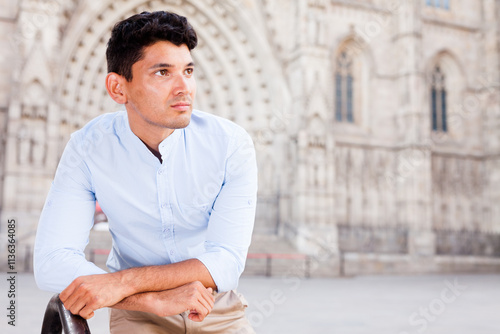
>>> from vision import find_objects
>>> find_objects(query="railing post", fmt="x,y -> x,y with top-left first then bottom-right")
41,294 -> 91,334
24,245 -> 32,272
305,256 -> 310,278
266,255 -> 272,277
339,250 -> 345,277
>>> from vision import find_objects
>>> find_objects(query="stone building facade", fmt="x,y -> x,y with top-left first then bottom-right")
1,0 -> 499,275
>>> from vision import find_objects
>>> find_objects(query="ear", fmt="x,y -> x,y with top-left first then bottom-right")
105,72 -> 127,104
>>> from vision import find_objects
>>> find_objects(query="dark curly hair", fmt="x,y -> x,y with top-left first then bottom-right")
106,11 -> 198,81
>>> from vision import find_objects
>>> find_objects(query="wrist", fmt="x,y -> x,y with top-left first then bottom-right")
140,292 -> 156,313
115,269 -> 137,298
148,290 -> 177,317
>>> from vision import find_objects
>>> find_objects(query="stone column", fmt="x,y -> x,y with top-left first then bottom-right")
0,1 -> 19,229
1,0 -> 61,253
284,0 -> 339,276
393,0 -> 435,265
481,0 -> 500,234
481,0 -> 500,154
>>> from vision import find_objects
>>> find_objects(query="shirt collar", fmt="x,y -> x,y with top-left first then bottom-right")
158,129 -> 182,161
120,110 -> 184,165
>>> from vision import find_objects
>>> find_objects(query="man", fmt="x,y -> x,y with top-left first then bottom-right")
34,11 -> 257,333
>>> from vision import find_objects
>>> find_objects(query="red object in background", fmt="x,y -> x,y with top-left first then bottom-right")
95,201 -> 103,213
94,201 -> 108,225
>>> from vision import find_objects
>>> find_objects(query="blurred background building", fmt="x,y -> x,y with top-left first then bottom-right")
0,0 -> 499,276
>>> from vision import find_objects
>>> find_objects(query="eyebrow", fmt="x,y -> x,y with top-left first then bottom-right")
149,62 -> 195,70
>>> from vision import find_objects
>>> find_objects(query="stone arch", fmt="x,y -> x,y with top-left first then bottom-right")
426,50 -> 467,140
426,50 -> 466,88
51,0 -> 289,235
55,0 -> 288,142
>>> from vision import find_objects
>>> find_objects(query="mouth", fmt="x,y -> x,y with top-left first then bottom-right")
170,102 -> 191,112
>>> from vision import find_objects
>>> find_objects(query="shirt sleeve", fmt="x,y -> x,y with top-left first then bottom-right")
34,133 -> 107,292
196,128 -> 258,292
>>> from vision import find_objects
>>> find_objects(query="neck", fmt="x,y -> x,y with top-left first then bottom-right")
139,138 -> 163,163
127,111 -> 174,162
132,124 -> 174,151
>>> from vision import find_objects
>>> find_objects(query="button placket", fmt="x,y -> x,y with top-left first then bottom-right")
157,163 -> 178,262
156,130 -> 182,262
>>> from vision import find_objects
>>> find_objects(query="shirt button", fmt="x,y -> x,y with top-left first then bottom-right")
170,250 -> 174,255
161,203 -> 167,208
158,169 -> 163,175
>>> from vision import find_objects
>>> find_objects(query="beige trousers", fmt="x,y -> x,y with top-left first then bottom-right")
109,290 -> 256,334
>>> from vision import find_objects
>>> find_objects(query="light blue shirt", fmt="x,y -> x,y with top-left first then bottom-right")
34,110 -> 258,293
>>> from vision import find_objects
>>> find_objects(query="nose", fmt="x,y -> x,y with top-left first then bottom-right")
173,74 -> 191,96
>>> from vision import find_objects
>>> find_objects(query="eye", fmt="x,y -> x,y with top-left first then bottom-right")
184,68 -> 194,76
155,69 -> 169,76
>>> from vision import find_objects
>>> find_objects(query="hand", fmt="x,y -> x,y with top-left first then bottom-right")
60,272 -> 130,319
144,281 -> 215,322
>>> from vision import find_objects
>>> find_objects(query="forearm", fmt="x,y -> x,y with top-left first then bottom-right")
111,291 -> 153,312
118,258 -> 217,296
111,282 -> 215,321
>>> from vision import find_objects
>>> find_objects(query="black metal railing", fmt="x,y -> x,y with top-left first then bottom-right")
41,294 -> 91,334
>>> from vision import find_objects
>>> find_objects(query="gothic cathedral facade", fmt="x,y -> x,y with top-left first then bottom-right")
1,0 -> 499,275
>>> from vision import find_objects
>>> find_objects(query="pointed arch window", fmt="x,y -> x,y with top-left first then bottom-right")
431,66 -> 447,132
335,51 -> 354,123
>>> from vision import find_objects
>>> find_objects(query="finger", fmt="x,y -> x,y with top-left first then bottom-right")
195,284 -> 214,309
187,295 -> 210,321
80,310 -> 95,320
203,294 -> 214,311
188,310 -> 205,322
79,304 -> 96,320
64,286 -> 93,315
202,289 -> 215,309
59,281 -> 78,302
206,288 -> 215,301
68,297 -> 88,316
195,292 -> 213,315
195,301 -> 211,318
63,288 -> 88,313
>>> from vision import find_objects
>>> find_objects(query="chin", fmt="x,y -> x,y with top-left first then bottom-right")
169,112 -> 192,129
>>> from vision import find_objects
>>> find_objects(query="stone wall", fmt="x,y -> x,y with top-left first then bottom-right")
0,0 -> 499,275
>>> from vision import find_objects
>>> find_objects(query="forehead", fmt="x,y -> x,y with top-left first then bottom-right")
137,41 -> 193,67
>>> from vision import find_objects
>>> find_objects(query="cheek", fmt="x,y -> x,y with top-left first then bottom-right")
190,80 -> 197,97
134,88 -> 163,111
141,86 -> 166,104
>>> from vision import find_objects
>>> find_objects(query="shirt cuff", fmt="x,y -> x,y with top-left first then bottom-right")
35,256 -> 107,292
196,249 -> 243,292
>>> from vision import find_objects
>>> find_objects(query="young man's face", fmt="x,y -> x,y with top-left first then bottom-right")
123,40 -> 196,131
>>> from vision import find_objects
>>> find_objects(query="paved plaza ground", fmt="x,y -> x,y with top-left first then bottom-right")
1,273 -> 499,333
